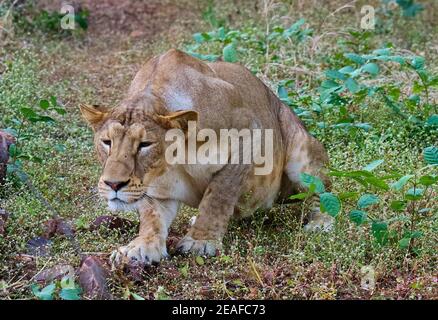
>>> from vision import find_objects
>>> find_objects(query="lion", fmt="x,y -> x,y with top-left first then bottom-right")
80,49 -> 333,266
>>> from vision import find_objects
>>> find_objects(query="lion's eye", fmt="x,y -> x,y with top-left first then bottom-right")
102,140 -> 111,147
138,142 -> 153,151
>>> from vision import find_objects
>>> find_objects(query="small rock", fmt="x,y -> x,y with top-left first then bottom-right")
90,215 -> 135,232
129,30 -> 145,38
34,264 -> 75,284
26,237 -> 52,256
263,270 -> 274,285
0,130 -> 15,185
78,256 -> 112,300
12,254 -> 36,277
124,260 -> 146,283
43,218 -> 74,238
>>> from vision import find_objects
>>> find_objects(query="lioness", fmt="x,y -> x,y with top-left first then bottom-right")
80,49 -> 333,266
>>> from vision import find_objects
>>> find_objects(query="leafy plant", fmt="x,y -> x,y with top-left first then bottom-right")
319,48 -> 437,125
342,147 -> 436,251
186,18 -> 312,63
394,0 -> 424,17
6,96 -> 66,177
11,3 -> 88,37
289,173 -> 341,218
202,0 -> 226,28
31,276 -> 81,300
290,145 -> 436,252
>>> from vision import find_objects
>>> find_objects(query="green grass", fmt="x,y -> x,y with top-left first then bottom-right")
0,0 -> 437,300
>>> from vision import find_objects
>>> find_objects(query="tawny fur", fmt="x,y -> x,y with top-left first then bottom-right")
80,49 -> 333,265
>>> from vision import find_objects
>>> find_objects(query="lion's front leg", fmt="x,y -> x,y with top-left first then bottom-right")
177,165 -> 249,256
111,200 -> 179,266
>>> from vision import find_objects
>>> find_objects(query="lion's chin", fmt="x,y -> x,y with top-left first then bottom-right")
107,198 -> 141,212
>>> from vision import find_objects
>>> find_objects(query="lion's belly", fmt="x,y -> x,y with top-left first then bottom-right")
235,170 -> 283,218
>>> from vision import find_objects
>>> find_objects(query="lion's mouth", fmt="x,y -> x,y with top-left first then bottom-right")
104,189 -> 150,212
107,197 -> 141,212
106,190 -> 135,204
109,197 -> 127,204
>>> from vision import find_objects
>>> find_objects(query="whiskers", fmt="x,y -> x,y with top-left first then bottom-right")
97,182 -> 168,214
138,189 -> 170,213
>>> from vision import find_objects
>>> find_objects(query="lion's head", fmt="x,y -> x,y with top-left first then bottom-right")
80,102 -> 197,211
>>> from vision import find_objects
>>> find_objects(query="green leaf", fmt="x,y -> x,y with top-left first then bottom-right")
410,231 -> 423,239
364,176 -> 389,190
344,53 -> 366,65
371,221 -> 388,245
411,56 -> 425,70
357,194 -> 379,209
59,288 -> 81,300
423,146 -> 438,165
330,170 -> 374,178
50,95 -> 58,106
419,175 -> 438,186
372,48 -> 391,56
54,108 -> 67,115
299,173 -> 325,193
387,55 -> 406,64
362,63 -> 379,75
405,188 -> 424,200
216,27 -> 226,40
338,66 -> 355,74
155,286 -> 169,300
277,86 -> 288,100
338,191 -> 359,200
31,283 -> 55,300
345,78 -> 360,93
390,200 -> 407,211
8,144 -> 17,158
426,114 -> 438,126
353,123 -> 373,131
131,292 -> 145,300
289,192 -> 310,200
320,79 -> 340,89
35,115 -> 55,123
179,263 -> 189,277
398,237 -> 410,249
60,276 -> 75,289
326,70 -> 347,80
223,43 -> 238,63
193,33 -> 205,43
19,107 -> 38,119
195,256 -> 205,265
412,81 -> 424,94
349,210 -> 367,225
319,192 -> 341,217
363,159 -> 384,172
391,174 -> 414,190
39,99 -> 50,110
287,18 -> 306,31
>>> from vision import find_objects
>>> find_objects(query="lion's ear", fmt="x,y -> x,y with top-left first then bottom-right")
79,104 -> 110,130
155,110 -> 198,130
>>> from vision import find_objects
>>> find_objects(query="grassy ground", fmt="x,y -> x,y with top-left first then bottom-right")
0,0 -> 437,299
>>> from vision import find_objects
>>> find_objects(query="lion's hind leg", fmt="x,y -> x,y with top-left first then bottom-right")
284,133 -> 334,232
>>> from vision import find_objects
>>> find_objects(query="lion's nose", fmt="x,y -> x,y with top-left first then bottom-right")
104,180 -> 130,191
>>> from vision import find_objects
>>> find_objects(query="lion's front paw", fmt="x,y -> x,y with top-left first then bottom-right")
110,236 -> 167,267
176,236 -> 221,256
303,212 -> 334,232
